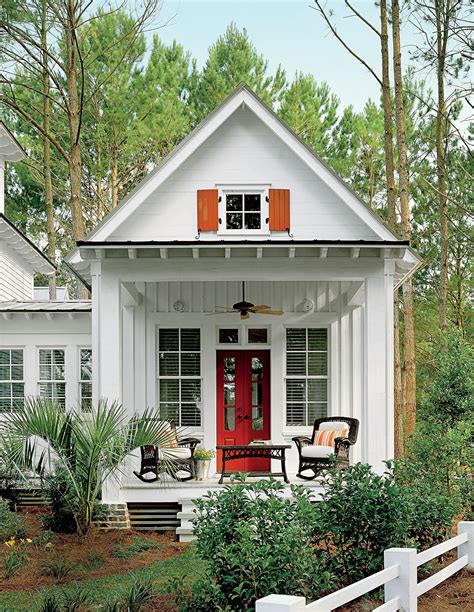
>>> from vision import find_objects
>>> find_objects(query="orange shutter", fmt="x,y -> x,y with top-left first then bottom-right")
269,189 -> 290,231
197,189 -> 219,232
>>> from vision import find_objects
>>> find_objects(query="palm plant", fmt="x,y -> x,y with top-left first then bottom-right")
0,398 -> 176,534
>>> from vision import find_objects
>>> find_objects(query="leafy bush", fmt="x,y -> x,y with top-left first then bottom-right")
3,547 -> 28,579
114,536 -> 159,559
0,499 -> 28,541
178,479 -> 333,611
313,463 -> 411,586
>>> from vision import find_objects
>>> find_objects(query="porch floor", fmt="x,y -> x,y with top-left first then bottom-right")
119,473 -> 324,503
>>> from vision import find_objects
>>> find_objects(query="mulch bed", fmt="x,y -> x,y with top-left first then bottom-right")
0,507 -> 187,592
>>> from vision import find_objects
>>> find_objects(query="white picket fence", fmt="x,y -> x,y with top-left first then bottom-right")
256,521 -> 473,612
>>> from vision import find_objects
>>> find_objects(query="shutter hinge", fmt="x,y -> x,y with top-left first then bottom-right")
218,196 -> 222,202
265,196 -> 269,202
218,218 -> 222,225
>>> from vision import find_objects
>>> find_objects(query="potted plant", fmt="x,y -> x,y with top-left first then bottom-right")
194,447 -> 215,481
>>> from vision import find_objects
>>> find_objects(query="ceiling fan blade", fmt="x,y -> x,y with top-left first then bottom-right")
253,310 -> 284,316
249,305 -> 271,311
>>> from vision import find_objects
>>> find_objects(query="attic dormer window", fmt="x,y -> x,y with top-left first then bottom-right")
217,188 -> 270,234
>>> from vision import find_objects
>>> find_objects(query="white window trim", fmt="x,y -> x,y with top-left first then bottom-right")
79,347 -> 93,412
0,348 -> 25,412
38,347 -> 66,406
284,326 -> 330,429
217,186 -> 270,236
157,327 -> 202,427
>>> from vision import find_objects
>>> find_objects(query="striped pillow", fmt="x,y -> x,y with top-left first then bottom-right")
314,428 -> 348,447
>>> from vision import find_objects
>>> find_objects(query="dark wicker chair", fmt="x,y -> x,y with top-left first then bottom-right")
293,417 -> 359,480
133,422 -> 200,483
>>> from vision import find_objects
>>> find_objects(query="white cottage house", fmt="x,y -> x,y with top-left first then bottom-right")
1,86 -> 421,524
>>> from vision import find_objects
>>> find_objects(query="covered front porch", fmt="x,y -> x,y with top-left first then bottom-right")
80,240 -> 410,503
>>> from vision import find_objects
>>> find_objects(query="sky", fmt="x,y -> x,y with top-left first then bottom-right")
153,0 -> 420,112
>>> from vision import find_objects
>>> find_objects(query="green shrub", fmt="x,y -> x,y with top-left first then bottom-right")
114,536 -> 159,559
0,499 -> 28,541
180,479 -> 333,611
314,463 -> 411,586
3,547 -> 28,579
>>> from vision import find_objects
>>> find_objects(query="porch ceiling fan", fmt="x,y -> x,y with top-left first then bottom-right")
207,282 -> 284,320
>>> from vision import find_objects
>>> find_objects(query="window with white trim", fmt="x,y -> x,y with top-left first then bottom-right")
79,349 -> 92,412
158,329 -> 201,426
39,349 -> 66,407
285,328 -> 328,426
0,349 -> 24,412
218,190 -> 269,233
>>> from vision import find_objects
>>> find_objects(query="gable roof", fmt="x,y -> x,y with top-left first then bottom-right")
0,121 -> 26,162
74,83 -> 404,247
0,213 -> 56,275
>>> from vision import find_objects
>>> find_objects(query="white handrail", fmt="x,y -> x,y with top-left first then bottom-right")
416,532 -> 467,566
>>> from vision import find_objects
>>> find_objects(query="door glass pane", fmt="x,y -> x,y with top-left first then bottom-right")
252,405 -> 263,430
224,407 -> 235,430
224,357 -> 235,381
224,383 -> 235,406
252,382 -> 262,406
251,357 -> 263,381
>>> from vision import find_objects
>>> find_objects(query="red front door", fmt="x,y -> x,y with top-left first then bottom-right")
216,350 -> 270,472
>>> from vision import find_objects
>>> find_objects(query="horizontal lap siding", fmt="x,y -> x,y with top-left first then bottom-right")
0,254 -> 34,301
110,108 -> 379,241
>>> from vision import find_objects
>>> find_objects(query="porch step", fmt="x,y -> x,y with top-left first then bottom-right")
176,498 -> 198,542
127,502 -> 180,533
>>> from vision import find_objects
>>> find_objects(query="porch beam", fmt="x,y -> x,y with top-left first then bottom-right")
127,248 -> 137,259
192,248 -> 199,259
320,247 -> 328,258
160,248 -> 168,259
225,247 -> 231,259
288,247 -> 296,258
256,247 -> 263,259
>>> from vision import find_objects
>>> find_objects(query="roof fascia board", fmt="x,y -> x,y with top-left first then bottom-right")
0,214 -> 56,273
242,93 -> 396,241
86,91 -> 246,243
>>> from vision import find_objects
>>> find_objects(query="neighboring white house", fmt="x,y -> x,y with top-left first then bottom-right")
0,86 -> 421,506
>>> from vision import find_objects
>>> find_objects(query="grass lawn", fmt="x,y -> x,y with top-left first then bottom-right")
0,508 -> 203,611
0,543 -> 202,610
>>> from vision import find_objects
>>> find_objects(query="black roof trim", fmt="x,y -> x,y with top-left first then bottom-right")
77,239 -> 410,247
0,213 -> 57,270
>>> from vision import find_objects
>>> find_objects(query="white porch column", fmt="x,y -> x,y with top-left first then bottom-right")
363,270 -> 393,472
90,261 -> 101,407
98,271 -> 121,402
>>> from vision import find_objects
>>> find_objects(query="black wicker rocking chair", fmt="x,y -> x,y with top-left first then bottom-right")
133,422 -> 200,483
293,417 -> 359,480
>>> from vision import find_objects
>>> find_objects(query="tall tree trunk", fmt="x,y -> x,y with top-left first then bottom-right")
436,0 -> 450,333
392,0 -> 417,438
41,0 -> 56,300
97,139 -> 103,221
380,0 -> 397,217
65,0 -> 85,242
111,151 -> 119,209
381,0 -> 403,456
